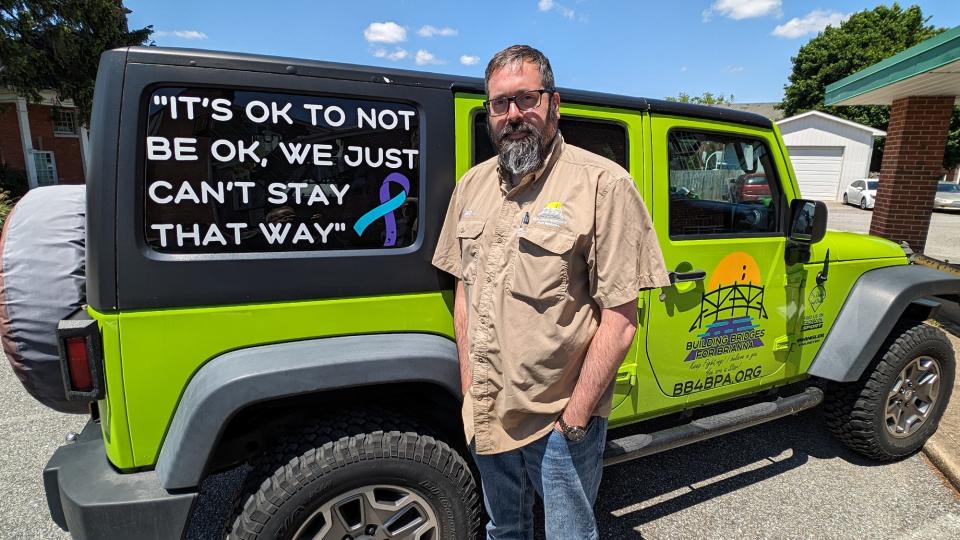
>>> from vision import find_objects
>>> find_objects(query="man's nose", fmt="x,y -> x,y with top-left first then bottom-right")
506,99 -> 524,121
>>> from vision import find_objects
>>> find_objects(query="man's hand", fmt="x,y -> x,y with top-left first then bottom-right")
453,279 -> 471,396
562,300 -> 639,427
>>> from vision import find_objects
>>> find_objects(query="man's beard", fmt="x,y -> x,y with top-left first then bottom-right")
488,107 -> 557,178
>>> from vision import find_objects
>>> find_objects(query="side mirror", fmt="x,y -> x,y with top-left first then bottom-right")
788,199 -> 827,244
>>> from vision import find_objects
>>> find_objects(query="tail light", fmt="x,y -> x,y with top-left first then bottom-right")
57,309 -> 105,401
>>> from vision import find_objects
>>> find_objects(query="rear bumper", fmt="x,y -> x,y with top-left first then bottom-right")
43,422 -> 196,540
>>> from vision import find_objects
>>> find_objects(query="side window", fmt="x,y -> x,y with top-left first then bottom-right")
144,87 -> 420,254
667,129 -> 783,238
471,112 -> 627,168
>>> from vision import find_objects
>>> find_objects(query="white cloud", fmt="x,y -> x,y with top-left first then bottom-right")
418,25 -> 458,38
364,22 -> 407,44
538,0 -> 576,20
724,65 -> 745,74
373,48 -> 408,61
154,30 -> 208,40
703,0 -> 781,22
415,49 -> 443,66
772,10 -> 848,38
460,55 -> 480,66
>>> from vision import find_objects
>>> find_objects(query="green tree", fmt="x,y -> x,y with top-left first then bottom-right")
780,3 -> 958,168
666,92 -> 735,105
0,1 -> 152,125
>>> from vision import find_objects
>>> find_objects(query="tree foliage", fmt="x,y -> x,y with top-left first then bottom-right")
666,92 -> 734,105
0,1 -> 151,125
781,3 -> 958,168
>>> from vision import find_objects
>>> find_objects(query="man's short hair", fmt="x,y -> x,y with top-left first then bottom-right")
484,45 -> 555,95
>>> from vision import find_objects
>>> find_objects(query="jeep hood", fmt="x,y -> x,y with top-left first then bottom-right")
807,230 -> 907,264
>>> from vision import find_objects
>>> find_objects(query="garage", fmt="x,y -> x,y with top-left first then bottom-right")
776,110 -> 885,201
785,146 -> 844,200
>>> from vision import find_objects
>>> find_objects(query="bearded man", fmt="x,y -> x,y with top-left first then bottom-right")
432,45 -> 669,539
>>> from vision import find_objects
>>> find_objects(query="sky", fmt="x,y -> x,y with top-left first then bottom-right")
125,1 -> 960,104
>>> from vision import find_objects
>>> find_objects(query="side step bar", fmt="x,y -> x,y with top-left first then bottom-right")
603,386 -> 824,466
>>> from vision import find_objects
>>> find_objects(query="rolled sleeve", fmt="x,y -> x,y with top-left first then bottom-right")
589,177 -> 670,308
432,181 -> 463,278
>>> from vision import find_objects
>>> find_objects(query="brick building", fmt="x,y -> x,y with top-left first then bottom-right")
0,90 -> 87,190
826,25 -> 960,253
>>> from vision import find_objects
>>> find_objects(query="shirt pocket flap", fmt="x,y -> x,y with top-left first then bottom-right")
520,226 -> 575,254
457,219 -> 486,239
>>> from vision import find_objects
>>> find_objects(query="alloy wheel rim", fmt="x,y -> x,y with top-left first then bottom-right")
292,484 -> 439,540
885,356 -> 941,438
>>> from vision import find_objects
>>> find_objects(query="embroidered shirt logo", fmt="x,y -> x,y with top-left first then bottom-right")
534,202 -> 566,228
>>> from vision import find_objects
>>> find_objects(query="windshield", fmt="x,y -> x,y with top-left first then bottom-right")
867,181 -> 878,190
937,183 -> 960,193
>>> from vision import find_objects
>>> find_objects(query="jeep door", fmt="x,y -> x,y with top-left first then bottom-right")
644,117 -> 798,406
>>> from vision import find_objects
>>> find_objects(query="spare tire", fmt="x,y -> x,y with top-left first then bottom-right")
0,185 -> 87,414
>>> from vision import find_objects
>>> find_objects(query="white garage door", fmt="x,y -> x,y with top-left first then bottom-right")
786,146 -> 844,200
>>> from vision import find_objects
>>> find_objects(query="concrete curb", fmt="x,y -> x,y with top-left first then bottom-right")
923,437 -> 960,492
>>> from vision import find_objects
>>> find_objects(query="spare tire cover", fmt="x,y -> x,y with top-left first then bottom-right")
0,185 -> 87,414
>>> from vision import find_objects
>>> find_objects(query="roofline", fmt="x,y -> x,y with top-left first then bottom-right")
824,25 -> 960,106
776,110 -> 886,136
121,46 -> 772,129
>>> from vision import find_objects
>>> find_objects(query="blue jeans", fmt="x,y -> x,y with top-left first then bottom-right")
471,416 -> 608,540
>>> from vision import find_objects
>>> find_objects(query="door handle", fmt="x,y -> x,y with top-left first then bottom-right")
669,270 -> 707,284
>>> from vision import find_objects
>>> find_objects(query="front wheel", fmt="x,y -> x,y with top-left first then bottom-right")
229,428 -> 480,539
824,322 -> 955,461
843,193 -> 849,205
860,197 -> 868,210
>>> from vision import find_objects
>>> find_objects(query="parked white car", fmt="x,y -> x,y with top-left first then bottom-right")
934,182 -> 960,210
843,178 -> 878,210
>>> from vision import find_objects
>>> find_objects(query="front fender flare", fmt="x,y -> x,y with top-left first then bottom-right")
155,333 -> 459,490
808,264 -> 959,382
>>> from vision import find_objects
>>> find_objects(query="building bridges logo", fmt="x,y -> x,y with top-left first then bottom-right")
686,252 -> 768,361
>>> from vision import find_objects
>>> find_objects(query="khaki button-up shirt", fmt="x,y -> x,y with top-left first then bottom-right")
432,134 -> 670,455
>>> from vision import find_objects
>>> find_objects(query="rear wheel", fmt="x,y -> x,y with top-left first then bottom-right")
860,197 -> 868,210
843,193 -> 849,205
824,322 -> 954,461
227,413 -> 481,539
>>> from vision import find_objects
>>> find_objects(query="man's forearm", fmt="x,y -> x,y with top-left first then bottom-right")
562,300 -> 638,426
454,280 -> 471,396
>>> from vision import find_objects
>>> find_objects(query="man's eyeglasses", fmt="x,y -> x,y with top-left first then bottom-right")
484,89 -> 552,117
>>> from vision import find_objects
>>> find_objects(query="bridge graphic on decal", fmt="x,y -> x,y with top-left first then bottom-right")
690,282 -> 768,332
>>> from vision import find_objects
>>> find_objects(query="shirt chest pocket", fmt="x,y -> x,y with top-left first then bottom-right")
457,219 -> 486,285
511,226 -> 576,304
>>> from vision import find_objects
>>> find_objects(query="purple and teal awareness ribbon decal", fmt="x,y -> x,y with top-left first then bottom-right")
353,172 -> 410,247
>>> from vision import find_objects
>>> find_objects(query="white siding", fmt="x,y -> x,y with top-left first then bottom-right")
779,114 -> 876,201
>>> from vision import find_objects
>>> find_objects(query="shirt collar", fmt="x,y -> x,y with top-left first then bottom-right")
498,132 -> 565,195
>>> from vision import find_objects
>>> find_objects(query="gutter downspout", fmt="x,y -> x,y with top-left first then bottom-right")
15,98 -> 38,189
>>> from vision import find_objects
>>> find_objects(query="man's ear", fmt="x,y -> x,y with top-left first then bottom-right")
552,91 -> 561,118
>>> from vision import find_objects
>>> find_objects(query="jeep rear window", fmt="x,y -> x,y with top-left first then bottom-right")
471,112 -> 627,168
143,87 -> 420,254
667,130 -> 783,238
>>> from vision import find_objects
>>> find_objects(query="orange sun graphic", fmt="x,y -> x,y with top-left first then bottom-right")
708,251 -> 763,290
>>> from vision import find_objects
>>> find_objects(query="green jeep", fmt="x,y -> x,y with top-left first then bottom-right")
4,47 -> 957,539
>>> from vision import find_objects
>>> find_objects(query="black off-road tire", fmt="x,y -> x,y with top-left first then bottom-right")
226,410 -> 480,539
823,322 -> 955,461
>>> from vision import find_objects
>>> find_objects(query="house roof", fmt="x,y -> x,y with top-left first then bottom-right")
715,102 -> 784,121
824,25 -> 960,106
776,110 -> 886,137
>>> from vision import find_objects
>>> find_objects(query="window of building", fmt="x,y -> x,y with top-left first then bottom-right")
667,130 -> 783,238
53,108 -> 79,136
34,151 -> 58,186
472,112 -> 628,168
143,87 -> 420,254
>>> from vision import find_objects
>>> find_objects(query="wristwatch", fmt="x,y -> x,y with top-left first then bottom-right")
557,415 -> 588,442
